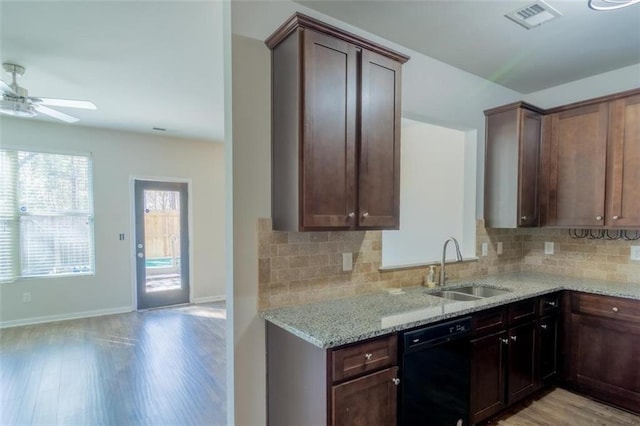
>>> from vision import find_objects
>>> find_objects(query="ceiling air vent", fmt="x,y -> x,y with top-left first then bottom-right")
505,0 -> 562,30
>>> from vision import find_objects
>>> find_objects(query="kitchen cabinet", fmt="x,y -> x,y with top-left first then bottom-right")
537,292 -> 561,386
266,13 -> 409,231
267,322 -> 399,426
541,89 -> 640,228
569,293 -> 640,414
605,93 -> 640,228
484,102 -> 543,228
470,298 -> 541,424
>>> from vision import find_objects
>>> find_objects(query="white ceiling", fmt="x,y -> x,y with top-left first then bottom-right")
299,0 -> 640,93
1,1 -> 638,142
0,0 -> 224,142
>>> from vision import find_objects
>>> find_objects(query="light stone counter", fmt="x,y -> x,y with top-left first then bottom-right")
260,272 -> 640,348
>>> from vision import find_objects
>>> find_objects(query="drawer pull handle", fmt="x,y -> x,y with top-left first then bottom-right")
510,335 -> 517,342
541,324 -> 548,330
500,338 -> 509,345
364,353 -> 373,361
392,378 -> 400,386
612,307 -> 619,313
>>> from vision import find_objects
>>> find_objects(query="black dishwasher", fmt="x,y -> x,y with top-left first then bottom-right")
399,317 -> 472,426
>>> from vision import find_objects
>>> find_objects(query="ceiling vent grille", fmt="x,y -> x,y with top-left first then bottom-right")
505,1 -> 562,30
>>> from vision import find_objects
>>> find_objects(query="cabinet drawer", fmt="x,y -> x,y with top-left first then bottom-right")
573,293 -> 640,324
508,299 -> 537,325
539,293 -> 560,315
331,334 -> 397,383
472,307 -> 507,336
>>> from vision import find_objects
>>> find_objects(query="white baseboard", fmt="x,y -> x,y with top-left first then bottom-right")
193,295 -> 226,304
0,306 -> 134,329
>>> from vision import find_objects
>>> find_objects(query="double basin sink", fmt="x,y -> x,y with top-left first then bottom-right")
427,284 -> 512,301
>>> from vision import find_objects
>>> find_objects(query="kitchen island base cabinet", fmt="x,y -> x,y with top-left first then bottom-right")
267,323 -> 399,426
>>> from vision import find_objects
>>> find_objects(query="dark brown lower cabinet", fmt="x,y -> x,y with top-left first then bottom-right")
470,330 -> 507,424
332,367 -> 399,426
570,313 -> 640,413
538,314 -> 559,386
507,321 -> 537,404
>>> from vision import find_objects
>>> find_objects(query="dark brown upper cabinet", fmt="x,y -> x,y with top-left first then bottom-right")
266,13 -> 409,231
484,102 -> 543,228
540,89 -> 640,228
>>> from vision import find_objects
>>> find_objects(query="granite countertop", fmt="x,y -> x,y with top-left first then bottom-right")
260,272 -> 640,349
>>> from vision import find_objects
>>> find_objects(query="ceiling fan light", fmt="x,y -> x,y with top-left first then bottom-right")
589,0 -> 640,10
0,98 -> 36,118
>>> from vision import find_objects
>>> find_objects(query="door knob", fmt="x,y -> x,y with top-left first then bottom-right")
137,253 -> 144,258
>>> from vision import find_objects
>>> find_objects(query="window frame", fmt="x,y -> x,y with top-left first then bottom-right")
0,146 -> 96,283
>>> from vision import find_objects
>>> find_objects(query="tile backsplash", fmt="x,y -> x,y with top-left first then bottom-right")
258,219 -> 640,310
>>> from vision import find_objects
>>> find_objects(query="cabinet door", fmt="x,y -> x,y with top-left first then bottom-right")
331,367 -> 398,426
359,49 -> 401,229
538,315 -> 559,386
570,313 -> 640,413
507,321 -> 537,404
606,94 -> 640,228
518,109 -> 541,227
470,330 -> 507,424
301,29 -> 358,229
546,103 -> 608,226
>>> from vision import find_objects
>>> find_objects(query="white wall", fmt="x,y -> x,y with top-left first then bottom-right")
0,117 -> 225,326
524,63 -> 640,108
382,120 -> 476,268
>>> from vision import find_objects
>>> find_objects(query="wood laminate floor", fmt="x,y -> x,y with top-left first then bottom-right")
491,387 -> 640,426
0,302 -> 226,426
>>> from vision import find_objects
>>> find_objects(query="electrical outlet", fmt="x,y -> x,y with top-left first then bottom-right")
630,246 -> 640,261
342,252 -> 353,271
544,242 -> 554,255
497,242 -> 503,255
481,243 -> 488,256
23,292 -> 31,303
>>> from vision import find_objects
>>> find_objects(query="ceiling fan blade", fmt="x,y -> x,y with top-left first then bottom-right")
0,80 -> 17,95
35,105 -> 80,123
35,97 -> 96,110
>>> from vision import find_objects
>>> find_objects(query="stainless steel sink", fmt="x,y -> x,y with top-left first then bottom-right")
427,284 -> 512,301
449,285 -> 512,298
428,290 -> 484,301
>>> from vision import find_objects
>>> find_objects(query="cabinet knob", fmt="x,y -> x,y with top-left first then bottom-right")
348,212 -> 355,218
545,300 -> 557,307
392,378 -> 400,386
362,212 -> 369,218
500,338 -> 509,345
364,353 -> 373,361
612,307 -> 619,313
521,215 -> 527,221
596,216 -> 603,221
613,215 -> 620,220
510,335 -> 517,342
540,324 -> 548,330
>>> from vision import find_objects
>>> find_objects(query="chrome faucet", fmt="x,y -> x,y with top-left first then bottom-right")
440,237 -> 463,286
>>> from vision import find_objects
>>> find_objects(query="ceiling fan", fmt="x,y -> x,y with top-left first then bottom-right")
0,63 -> 96,123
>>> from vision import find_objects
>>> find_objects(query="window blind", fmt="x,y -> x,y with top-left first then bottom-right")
0,149 -> 94,281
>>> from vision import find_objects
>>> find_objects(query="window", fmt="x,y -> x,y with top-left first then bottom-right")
0,149 -> 94,282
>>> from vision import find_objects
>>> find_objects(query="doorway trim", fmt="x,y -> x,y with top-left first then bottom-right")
129,175 -> 194,310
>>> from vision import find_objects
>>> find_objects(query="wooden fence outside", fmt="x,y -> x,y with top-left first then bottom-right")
144,211 -> 181,259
